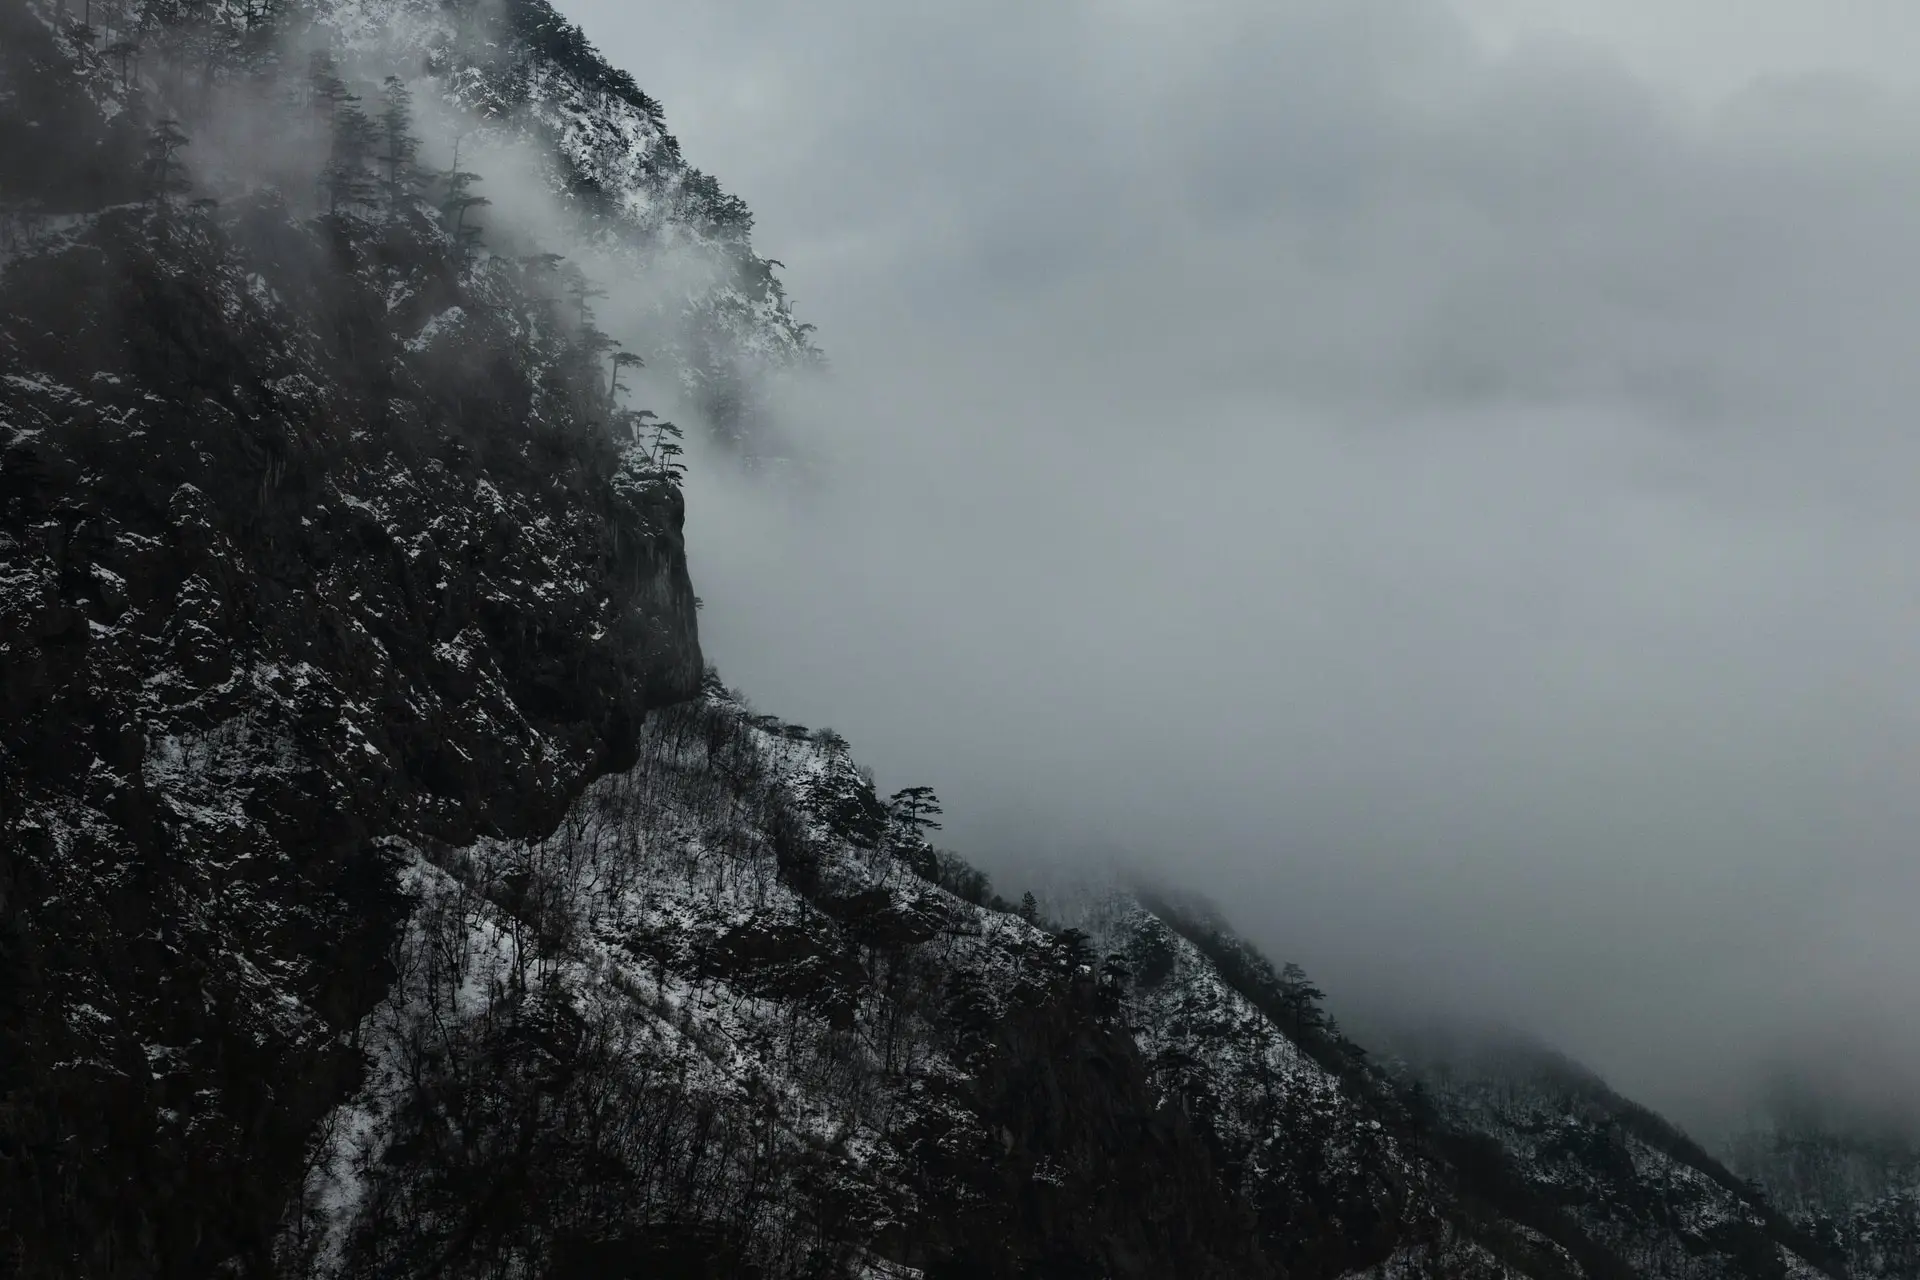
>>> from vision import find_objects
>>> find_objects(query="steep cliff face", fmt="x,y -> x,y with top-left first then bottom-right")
0,0 -> 715,1269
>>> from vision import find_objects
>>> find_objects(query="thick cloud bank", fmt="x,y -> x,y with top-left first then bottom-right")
564,0 -> 1920,1132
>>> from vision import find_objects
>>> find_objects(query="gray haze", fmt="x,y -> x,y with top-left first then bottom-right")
560,0 -> 1920,1133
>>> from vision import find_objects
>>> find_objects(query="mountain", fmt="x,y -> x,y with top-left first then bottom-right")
2,0 -> 722,1267
1722,1108 -> 1920,1280
1368,1027 -> 1845,1280
0,0 -> 1897,1276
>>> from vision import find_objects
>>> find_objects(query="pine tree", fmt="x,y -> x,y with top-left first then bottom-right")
612,407 -> 655,445
104,38 -> 139,91
887,786 -> 942,838
564,268 -> 607,327
307,51 -> 351,124
1097,953 -> 1132,1017
644,417 -> 684,480
439,168 -> 490,241
376,76 -> 419,210
141,117 -> 192,203
884,786 -> 942,879
1277,961 -> 1327,1037
321,99 -> 378,213
943,969 -> 996,1060
607,350 -> 643,403
573,325 -> 619,395
1058,928 -> 1096,975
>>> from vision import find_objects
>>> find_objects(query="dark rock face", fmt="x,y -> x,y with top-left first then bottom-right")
0,192 -> 700,1274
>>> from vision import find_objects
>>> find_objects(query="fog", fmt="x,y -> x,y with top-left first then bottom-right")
559,0 -> 1920,1134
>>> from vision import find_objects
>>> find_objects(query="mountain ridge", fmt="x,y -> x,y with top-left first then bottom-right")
0,0 -> 1904,1276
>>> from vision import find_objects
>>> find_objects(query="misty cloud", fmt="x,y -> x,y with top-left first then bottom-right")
563,0 -> 1920,1131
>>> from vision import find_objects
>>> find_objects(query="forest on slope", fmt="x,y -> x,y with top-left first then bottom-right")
1,0 -> 1909,1276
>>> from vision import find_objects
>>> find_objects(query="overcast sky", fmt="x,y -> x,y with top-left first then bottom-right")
559,0 -> 1920,1132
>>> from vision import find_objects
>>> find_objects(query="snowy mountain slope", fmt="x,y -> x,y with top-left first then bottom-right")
1382,1032 -> 1843,1280
1725,1120 -> 1920,1280
1068,893 -> 1439,1275
0,0 -> 1891,1276
277,685 -> 1274,1277
276,670 -> 1855,1279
